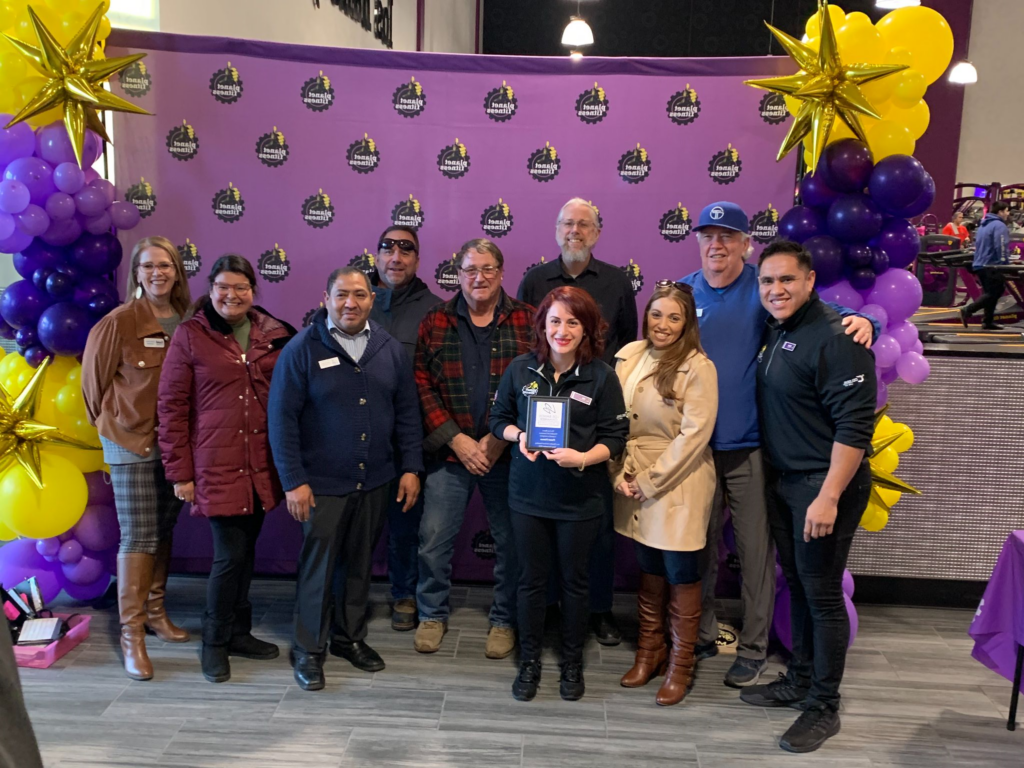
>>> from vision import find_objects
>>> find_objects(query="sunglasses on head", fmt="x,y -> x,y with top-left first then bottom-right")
379,238 -> 417,254
655,279 -> 693,294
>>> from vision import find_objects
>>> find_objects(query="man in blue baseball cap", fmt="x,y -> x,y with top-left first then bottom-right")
679,201 -> 876,690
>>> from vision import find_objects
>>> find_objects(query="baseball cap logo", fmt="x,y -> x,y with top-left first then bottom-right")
710,206 -> 725,220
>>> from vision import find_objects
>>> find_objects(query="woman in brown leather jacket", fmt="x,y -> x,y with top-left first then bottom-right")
82,236 -> 193,681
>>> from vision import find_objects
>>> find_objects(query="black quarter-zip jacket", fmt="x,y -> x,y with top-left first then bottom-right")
756,293 -> 876,473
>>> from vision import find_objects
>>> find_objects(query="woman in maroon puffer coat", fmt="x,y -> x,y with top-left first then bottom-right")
158,255 -> 295,683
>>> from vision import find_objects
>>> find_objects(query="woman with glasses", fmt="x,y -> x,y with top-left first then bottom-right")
157,255 -> 295,683
610,281 -> 718,706
83,236 -> 194,681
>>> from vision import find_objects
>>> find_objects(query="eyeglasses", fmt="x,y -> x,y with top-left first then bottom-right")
138,262 -> 175,273
696,231 -> 741,244
213,282 -> 253,296
379,238 -> 417,254
559,219 -> 595,231
655,279 -> 693,294
459,266 -> 501,279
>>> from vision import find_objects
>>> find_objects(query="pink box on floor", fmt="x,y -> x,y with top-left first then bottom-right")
13,614 -> 91,669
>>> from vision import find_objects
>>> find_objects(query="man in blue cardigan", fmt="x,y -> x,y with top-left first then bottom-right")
269,267 -> 424,691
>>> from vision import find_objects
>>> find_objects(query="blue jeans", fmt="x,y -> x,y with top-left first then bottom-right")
634,541 -> 700,585
386,475 -> 424,601
417,460 -> 517,628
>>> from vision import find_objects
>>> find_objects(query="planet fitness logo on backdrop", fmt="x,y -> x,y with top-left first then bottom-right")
617,143 -> 651,184
301,71 -> 335,112
125,177 -> 156,218
480,198 -> 513,238
758,93 -> 788,125
708,143 -> 742,185
523,255 -> 548,276
437,139 -> 470,179
749,203 -> 779,243
209,62 -> 242,104
256,127 -> 289,168
621,259 -> 644,295
471,530 -> 497,560
483,81 -> 517,122
391,194 -> 425,230
212,182 -> 245,223
177,238 -> 201,278
434,254 -> 460,292
302,304 -> 323,327
257,244 -> 291,283
348,249 -> 376,278
576,82 -> 609,124
165,120 -> 199,161
658,203 -> 693,242
392,76 -> 426,118
301,190 -> 335,228
347,133 -> 380,174
526,142 -> 560,182
666,84 -> 701,126
119,61 -> 151,98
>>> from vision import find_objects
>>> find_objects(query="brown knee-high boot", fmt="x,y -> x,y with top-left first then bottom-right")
118,553 -> 156,681
146,540 -> 189,643
621,573 -> 669,688
656,581 -> 701,706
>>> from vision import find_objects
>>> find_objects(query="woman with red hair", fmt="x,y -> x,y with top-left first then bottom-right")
490,286 -> 628,702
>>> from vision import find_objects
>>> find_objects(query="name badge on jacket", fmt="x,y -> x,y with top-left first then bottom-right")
696,308 -> 704,318
570,391 -> 592,406
318,357 -> 340,369
144,338 -> 165,348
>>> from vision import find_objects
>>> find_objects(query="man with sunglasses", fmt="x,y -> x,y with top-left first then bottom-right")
370,227 -> 444,632
680,201 -> 877,690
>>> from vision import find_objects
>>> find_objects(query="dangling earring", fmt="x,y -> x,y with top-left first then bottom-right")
135,285 -> 143,300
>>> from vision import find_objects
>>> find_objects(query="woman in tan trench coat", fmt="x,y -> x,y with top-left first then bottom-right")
610,281 -> 718,706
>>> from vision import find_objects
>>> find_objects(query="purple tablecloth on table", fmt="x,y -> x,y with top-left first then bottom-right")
969,530 -> 1024,692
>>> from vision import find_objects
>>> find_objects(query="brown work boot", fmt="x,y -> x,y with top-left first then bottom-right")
413,620 -> 447,653
485,626 -> 516,659
145,539 -> 189,643
656,581 -> 701,706
621,572 -> 669,688
118,553 -> 156,681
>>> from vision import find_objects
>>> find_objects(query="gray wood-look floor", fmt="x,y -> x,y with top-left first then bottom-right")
19,578 -> 1021,768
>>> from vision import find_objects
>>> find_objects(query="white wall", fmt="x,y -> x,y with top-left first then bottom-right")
956,0 -> 1024,184
423,0 -> 479,54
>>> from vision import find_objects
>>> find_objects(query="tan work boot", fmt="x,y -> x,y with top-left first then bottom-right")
485,626 -> 516,659
117,553 -> 156,681
145,539 -> 190,643
413,620 -> 448,653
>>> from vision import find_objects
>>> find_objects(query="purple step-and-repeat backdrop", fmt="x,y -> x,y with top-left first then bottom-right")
107,30 -> 796,582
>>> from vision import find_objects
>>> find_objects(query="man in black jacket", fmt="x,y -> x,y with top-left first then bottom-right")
370,226 -> 444,631
741,241 -> 875,754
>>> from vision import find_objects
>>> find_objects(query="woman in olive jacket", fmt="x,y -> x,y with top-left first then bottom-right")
610,281 -> 718,706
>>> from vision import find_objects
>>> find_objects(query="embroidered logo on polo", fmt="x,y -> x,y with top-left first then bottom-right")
119,61 -> 151,98
437,138 -> 470,179
209,62 -> 242,104
211,182 -> 245,223
480,198 -> 513,238
392,76 -> 426,118
165,120 -> 198,161
782,341 -> 797,352
526,142 -> 560,182
471,530 -> 497,560
255,126 -> 289,168
666,83 -> 700,126
750,204 -> 779,243
659,203 -> 693,242
434,254 -> 460,293
576,82 -> 609,124
757,344 -> 766,362
301,71 -> 335,112
483,81 -> 517,122
257,243 -> 291,284
177,238 -> 201,278
618,143 -> 651,184
522,381 -> 539,396
302,304 -> 323,327
708,143 -> 742,185
347,133 -> 380,174
125,177 -> 156,218
843,374 -> 865,387
758,93 -> 788,125
391,194 -> 424,230
348,249 -> 376,278
621,258 -> 644,295
301,189 -> 335,229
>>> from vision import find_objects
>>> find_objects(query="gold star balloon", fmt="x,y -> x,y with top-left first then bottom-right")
745,0 -> 907,172
0,358 -> 98,489
868,405 -> 921,516
2,4 -> 151,168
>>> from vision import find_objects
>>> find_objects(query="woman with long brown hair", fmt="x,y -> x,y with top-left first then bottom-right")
610,281 -> 718,706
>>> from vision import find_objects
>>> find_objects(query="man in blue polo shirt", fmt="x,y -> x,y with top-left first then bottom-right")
680,202 -> 875,689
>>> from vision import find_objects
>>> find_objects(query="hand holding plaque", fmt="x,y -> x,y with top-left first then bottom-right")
525,396 -> 570,451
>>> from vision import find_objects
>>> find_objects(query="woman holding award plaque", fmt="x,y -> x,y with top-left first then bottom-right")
610,281 -> 718,706
491,286 -> 628,703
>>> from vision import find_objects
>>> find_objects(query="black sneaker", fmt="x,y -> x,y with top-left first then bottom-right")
229,633 -> 280,660
779,708 -> 841,753
694,640 -> 719,661
958,306 -> 970,328
589,611 -> 622,646
512,660 -> 542,701
201,643 -> 230,683
559,661 -> 585,701
982,323 -> 1005,330
724,656 -> 768,688
739,672 -> 810,708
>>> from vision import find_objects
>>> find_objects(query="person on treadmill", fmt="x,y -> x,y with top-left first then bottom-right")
960,201 -> 1011,330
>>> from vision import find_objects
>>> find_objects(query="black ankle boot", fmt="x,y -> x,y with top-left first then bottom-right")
559,661 -> 585,701
202,615 -> 232,683
512,660 -> 542,701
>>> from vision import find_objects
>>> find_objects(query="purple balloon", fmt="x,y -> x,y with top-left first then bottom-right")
24,345 -> 51,368
800,170 -> 840,209
0,320 -> 13,340
889,320 -> 920,353
58,531 -> 74,543
876,377 -> 889,409
870,248 -> 890,275
845,243 -> 874,268
71,232 -> 120,275
84,471 -> 115,505
58,539 -> 84,565
89,179 -> 116,207
817,278 -> 864,310
867,270 -> 924,324
860,303 -> 889,332
875,218 -> 921,271
14,326 -> 37,348
803,235 -> 845,287
0,211 -> 13,240
62,573 -> 112,602
37,301 -> 95,356
0,279 -> 50,328
35,124 -> 102,168
74,274 -> 118,307
86,293 -> 116,316
109,201 -> 141,230
868,154 -> 928,214
74,185 -> 107,217
778,205 -> 825,243
874,334 -> 902,368
55,262 -> 81,283
17,242 -> 68,281
45,270 -> 76,300
83,168 -> 100,185
896,350 -> 930,385
62,554 -> 106,586
849,267 -> 876,292
842,569 -> 855,598
911,338 -> 924,355
890,173 -> 936,219
0,538 -> 64,603
773,570 -> 859,651
84,211 -> 112,236
53,162 -> 86,194
0,119 -> 36,166
45,191 -> 77,221
828,193 -> 884,243
0,178 -> 31,214
3,156 -> 56,206
36,538 -> 61,558
15,203 -> 50,237
819,139 -> 875,194
881,367 -> 899,384
41,216 -> 82,247
72,504 -> 120,552
0,227 -> 34,254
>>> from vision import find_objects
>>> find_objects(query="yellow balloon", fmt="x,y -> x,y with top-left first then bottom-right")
891,69 -> 927,109
875,415 -> 898,437
65,365 -> 81,385
859,504 -> 889,532
887,100 -> 930,141
805,4 -> 845,39
886,46 -> 914,69
43,443 -> 105,473
878,488 -> 902,507
58,11 -> 83,44
877,6 -> 954,85
55,383 -> 85,416
44,0 -> 80,12
891,425 -> 915,453
784,93 -> 802,118
836,19 -> 885,64
0,47 -> 28,88
96,14 -> 110,41
0,4 -> 18,31
844,12 -> 872,28
0,519 -> 16,541
826,119 -> 856,145
17,75 -> 46,103
26,106 -> 63,128
872,446 -> 899,474
866,120 -> 914,160
47,355 -> 77,381
0,454 -> 88,539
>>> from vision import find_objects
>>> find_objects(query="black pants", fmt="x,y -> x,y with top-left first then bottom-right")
205,499 -> 266,644
964,267 -> 1007,325
766,465 -> 871,712
293,485 -> 390,654
512,511 -> 603,664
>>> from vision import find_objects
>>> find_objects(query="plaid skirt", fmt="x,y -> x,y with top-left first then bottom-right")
109,461 -> 184,554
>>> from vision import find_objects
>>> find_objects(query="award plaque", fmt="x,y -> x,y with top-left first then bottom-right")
526,396 -> 570,451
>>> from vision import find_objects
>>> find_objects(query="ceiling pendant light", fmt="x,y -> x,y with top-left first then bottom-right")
562,1 -> 594,50
948,61 -> 978,84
